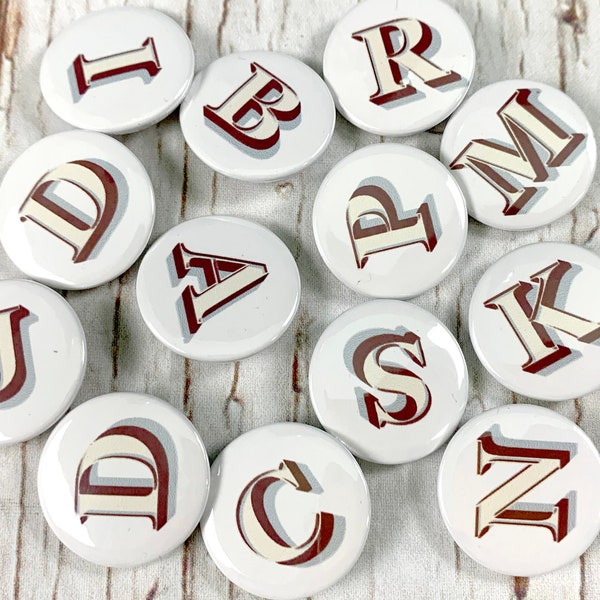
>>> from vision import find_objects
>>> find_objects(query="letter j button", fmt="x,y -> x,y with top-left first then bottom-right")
469,242 -> 600,401
438,404 -> 600,576
0,130 -> 155,289
38,392 -> 210,567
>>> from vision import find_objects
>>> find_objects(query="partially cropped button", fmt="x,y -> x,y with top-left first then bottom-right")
40,7 -> 194,134
0,279 -> 86,445
0,130 -> 155,290
180,51 -> 335,182
136,216 -> 301,361
313,143 -> 467,298
438,404 -> 600,576
309,300 -> 468,464
440,80 -> 596,230
323,0 -> 475,136
469,242 -> 600,401
38,392 -> 210,567
201,422 -> 370,599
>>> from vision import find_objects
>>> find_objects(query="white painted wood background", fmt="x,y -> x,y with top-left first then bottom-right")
1,0 -> 599,598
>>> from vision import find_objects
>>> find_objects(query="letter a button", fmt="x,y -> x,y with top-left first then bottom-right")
136,216 -> 301,361
201,422 -> 370,598
438,404 -> 600,576
313,144 -> 467,298
40,7 -> 194,134
469,242 -> 600,400
0,131 -> 155,290
38,392 -> 210,567
180,51 -> 336,181
324,0 -> 475,136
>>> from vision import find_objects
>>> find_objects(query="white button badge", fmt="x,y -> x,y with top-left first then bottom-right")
40,7 -> 194,134
38,392 -> 210,567
313,143 -> 467,298
0,130 -> 155,290
309,300 -> 468,464
180,51 -> 336,182
0,279 -> 86,446
136,216 -> 301,361
201,422 -> 370,600
469,242 -> 600,401
323,0 -> 476,136
440,80 -> 596,230
438,404 -> 600,576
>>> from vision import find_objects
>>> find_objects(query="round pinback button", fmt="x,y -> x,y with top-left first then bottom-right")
0,279 -> 86,446
312,143 -> 467,298
440,80 -> 596,230
201,422 -> 370,600
323,0 -> 475,136
469,242 -> 600,401
0,130 -> 155,290
40,7 -> 194,134
38,392 -> 210,567
309,300 -> 468,464
438,404 -> 600,576
180,51 -> 335,182
136,216 -> 301,361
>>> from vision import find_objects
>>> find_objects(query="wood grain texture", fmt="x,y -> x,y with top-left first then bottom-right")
1,0 -> 599,598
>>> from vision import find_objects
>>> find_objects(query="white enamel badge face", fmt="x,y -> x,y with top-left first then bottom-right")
323,0 -> 475,136
136,216 -> 301,361
201,423 -> 370,600
40,7 -> 194,134
0,280 -> 86,445
312,144 -> 467,298
438,404 -> 600,576
38,393 -> 210,567
180,51 -> 335,182
309,300 -> 468,464
469,243 -> 600,401
440,80 -> 596,230
0,131 -> 155,290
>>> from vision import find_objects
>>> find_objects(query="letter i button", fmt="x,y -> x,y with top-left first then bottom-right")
0,131 -> 155,290
38,392 -> 210,567
441,80 -> 596,230
201,423 -> 370,598
40,7 -> 194,134
313,144 -> 467,298
469,242 -> 600,401
438,404 -> 600,576
180,51 -> 336,182
323,0 -> 475,136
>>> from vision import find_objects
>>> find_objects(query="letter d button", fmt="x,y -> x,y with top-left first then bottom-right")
38,392 -> 210,567
0,131 -> 155,289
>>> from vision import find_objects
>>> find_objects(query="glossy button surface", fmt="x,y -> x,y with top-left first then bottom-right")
136,216 -> 301,361
38,392 -> 210,567
440,80 -> 596,230
309,300 -> 468,464
0,131 -> 155,290
40,7 -> 194,134
469,242 -> 600,401
313,143 -> 467,298
438,404 -> 600,576
180,51 -> 335,181
323,0 -> 475,136
0,279 -> 86,445
201,422 -> 370,600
